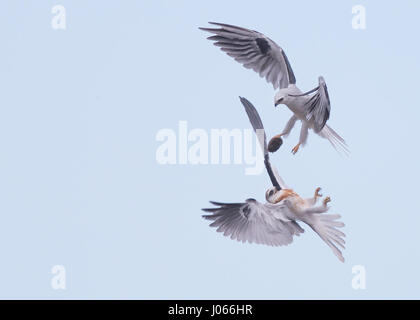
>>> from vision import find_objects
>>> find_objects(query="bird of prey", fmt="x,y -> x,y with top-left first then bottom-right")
200,22 -> 348,155
202,97 -> 346,262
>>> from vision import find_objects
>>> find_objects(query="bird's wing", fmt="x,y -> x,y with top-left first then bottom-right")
304,76 -> 331,133
200,22 -> 296,89
202,199 -> 304,246
240,96 -> 268,156
239,97 -> 288,189
272,166 -> 288,190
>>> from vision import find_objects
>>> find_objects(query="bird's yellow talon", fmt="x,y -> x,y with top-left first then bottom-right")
323,196 -> 331,206
315,187 -> 322,198
292,143 -> 301,154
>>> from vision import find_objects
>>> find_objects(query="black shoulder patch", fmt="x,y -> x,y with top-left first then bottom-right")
255,38 -> 270,55
242,204 -> 252,219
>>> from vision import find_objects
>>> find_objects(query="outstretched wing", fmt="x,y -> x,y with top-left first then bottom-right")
240,96 -> 268,155
304,76 -> 331,133
200,22 -> 296,89
239,96 -> 288,189
202,199 -> 304,246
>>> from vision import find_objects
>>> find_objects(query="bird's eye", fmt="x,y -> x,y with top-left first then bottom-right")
275,98 -> 284,106
269,190 -> 274,196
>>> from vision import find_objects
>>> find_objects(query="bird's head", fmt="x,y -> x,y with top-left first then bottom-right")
274,90 -> 288,107
265,186 -> 282,203
266,187 -> 297,204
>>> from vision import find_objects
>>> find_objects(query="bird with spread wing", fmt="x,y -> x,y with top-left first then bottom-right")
200,22 -> 348,155
202,97 -> 346,262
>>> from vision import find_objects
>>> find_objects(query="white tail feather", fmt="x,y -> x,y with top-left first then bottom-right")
303,212 -> 346,262
319,125 -> 350,156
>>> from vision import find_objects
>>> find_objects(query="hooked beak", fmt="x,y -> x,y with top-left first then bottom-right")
274,98 -> 283,107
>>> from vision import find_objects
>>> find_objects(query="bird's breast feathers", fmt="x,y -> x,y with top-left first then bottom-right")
276,189 -> 304,205
285,97 -> 309,118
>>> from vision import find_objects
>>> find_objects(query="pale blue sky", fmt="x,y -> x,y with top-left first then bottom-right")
0,0 -> 419,299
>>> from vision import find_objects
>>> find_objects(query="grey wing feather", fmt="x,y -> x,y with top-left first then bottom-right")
239,96 -> 267,155
200,22 -> 296,89
271,165 -> 289,190
239,97 -> 287,189
202,199 -> 304,246
305,76 -> 331,133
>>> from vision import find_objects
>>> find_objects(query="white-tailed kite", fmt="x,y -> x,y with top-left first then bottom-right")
200,22 -> 348,155
202,97 -> 346,262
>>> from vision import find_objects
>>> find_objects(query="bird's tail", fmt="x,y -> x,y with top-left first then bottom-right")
319,125 -> 349,156
302,212 -> 346,262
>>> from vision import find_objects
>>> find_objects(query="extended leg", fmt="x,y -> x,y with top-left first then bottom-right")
268,115 -> 297,152
305,196 -> 331,214
305,187 -> 322,206
274,115 -> 298,139
292,121 -> 309,154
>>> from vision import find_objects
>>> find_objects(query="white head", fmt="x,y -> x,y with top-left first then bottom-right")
274,89 -> 290,107
265,186 -> 282,203
274,85 -> 302,106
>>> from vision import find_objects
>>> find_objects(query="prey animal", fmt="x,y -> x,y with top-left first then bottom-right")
200,22 -> 348,155
202,97 -> 346,262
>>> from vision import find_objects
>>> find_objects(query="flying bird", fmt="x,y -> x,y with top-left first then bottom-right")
200,22 -> 349,155
202,97 -> 346,262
